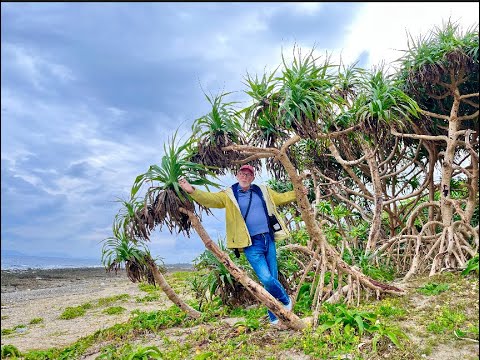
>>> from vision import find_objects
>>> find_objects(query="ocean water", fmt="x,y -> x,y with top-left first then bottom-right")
1,255 -> 103,270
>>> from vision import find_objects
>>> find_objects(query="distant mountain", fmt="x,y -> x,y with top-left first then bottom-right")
165,263 -> 193,269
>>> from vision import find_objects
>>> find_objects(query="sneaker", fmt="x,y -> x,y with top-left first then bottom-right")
284,297 -> 292,311
270,319 -> 279,325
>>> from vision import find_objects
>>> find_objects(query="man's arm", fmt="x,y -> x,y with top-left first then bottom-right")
268,188 -> 296,206
268,186 -> 308,206
191,188 -> 227,208
178,177 -> 227,208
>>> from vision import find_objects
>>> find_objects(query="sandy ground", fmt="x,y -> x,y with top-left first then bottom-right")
1,268 -> 478,360
0,267 -> 307,360
1,267 -> 183,352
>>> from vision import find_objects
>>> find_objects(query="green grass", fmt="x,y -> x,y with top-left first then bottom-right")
417,282 -> 450,295
103,306 -> 127,315
58,295 -> 131,320
59,303 -> 93,320
2,270 -> 477,360
135,293 -> 161,302
29,317 -> 44,325
1,344 -> 21,358
426,306 -> 466,334
97,294 -> 130,306
1,328 -> 15,336
1,324 -> 28,336
138,282 -> 158,293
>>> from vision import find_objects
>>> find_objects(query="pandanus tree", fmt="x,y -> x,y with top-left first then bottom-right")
380,20 -> 479,279
303,63 -> 423,254
101,225 -> 201,319
225,47 -> 406,327
129,131 -> 307,330
347,65 -> 421,253
105,21 -> 477,330
242,69 -> 290,179
100,134 -> 217,319
189,91 -> 260,175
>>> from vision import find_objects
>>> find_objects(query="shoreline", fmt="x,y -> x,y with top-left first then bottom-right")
1,262 -> 193,272
1,266 -> 178,352
1,264 -> 193,293
1,267 -> 123,294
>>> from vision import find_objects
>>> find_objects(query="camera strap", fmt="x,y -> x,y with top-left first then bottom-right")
242,190 -> 253,221
234,191 -> 253,259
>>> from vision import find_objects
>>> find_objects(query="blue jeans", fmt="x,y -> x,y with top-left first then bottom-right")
244,232 -> 290,322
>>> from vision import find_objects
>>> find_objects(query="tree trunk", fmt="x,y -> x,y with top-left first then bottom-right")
276,136 -> 404,296
145,256 -> 202,319
361,142 -> 384,253
179,207 -> 306,330
429,87 -> 467,275
224,139 -> 405,299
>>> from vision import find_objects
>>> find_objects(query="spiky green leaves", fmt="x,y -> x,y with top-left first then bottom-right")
193,91 -> 243,144
190,92 -> 248,175
128,130 -> 220,238
101,230 -> 156,285
393,19 -> 479,149
276,48 -> 340,139
113,197 -> 151,242
398,19 -> 478,117
242,69 -> 289,149
132,131 -> 219,200
400,20 -> 478,78
355,67 -> 420,133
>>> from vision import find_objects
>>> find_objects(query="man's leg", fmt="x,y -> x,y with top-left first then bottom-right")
244,234 -> 289,322
264,232 -> 290,306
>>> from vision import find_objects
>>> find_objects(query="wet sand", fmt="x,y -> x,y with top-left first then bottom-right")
1,267 -> 115,293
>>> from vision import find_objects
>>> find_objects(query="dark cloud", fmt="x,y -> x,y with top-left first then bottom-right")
65,161 -> 96,178
0,2 -> 383,263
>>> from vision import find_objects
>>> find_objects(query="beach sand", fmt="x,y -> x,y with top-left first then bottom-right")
0,267 -> 191,353
2,268 -> 478,359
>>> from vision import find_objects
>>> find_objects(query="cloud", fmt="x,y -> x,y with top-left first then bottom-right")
1,2 -> 478,263
2,43 -> 75,93
343,3 -> 479,69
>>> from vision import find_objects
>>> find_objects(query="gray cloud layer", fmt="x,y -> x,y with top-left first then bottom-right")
3,2 -> 470,263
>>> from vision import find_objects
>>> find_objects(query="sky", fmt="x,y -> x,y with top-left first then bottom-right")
1,2 -> 478,264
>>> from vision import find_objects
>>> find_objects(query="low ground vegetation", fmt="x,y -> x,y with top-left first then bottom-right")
1,269 -> 478,359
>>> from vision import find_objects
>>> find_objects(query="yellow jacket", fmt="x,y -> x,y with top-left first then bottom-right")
190,184 -> 297,249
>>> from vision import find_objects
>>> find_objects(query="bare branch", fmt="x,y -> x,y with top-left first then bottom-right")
391,128 -> 449,142
420,109 -> 450,121
223,144 -> 278,155
458,110 -> 479,121
328,142 -> 368,166
231,153 -> 275,164
315,125 -> 360,139
459,92 -> 479,100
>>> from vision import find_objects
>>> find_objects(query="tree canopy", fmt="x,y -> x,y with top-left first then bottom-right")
104,19 -> 479,330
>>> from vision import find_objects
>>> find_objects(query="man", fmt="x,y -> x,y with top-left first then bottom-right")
179,164 -> 306,325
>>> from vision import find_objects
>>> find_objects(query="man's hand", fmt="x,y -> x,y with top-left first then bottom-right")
178,176 -> 194,194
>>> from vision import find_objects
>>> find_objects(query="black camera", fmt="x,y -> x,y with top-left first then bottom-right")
268,215 -> 281,232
